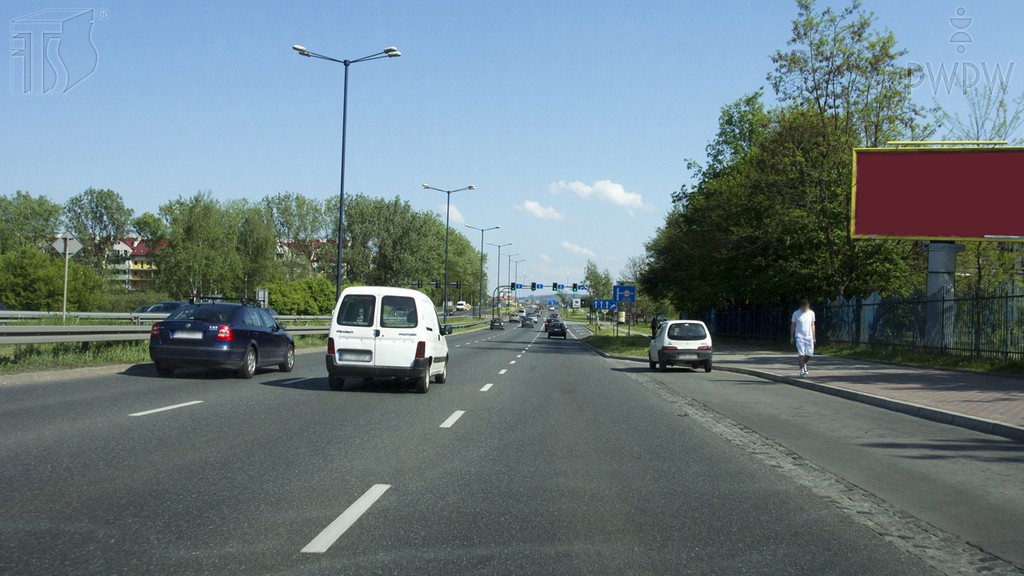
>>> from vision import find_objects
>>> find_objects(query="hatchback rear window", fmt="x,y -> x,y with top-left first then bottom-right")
337,295 -> 376,327
381,296 -> 417,328
167,304 -> 238,323
667,323 -> 707,341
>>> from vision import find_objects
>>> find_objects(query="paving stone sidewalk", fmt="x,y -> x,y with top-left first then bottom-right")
715,347 -> 1024,429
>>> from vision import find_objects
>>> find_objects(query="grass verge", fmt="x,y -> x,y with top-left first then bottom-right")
582,333 -> 650,359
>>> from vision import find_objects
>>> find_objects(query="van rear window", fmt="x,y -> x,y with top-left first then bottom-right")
667,323 -> 707,341
337,295 -> 376,327
381,296 -> 417,328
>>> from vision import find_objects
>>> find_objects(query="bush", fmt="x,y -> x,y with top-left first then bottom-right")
0,248 -> 105,311
265,277 -> 336,315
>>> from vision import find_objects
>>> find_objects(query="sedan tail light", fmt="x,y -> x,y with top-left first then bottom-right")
415,341 -> 426,359
215,324 -> 233,342
150,323 -> 160,339
327,337 -> 336,355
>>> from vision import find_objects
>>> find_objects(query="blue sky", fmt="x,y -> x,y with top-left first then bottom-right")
3,0 -> 1023,296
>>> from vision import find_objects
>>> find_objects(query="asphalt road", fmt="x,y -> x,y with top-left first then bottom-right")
1,322 -> 1021,575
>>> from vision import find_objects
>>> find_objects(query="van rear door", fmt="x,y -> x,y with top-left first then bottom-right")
332,289 -> 379,366
375,294 -> 422,369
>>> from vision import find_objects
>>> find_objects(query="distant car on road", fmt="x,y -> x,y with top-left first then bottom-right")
649,320 -> 713,372
150,300 -> 294,379
521,316 -> 535,328
547,320 -> 568,339
490,317 -> 505,330
508,313 -> 520,323
135,301 -> 187,315
455,301 -> 468,311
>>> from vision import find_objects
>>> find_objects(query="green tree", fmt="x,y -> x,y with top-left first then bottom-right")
63,187 -> 134,271
264,192 -> 331,279
583,259 -> 612,300
0,248 -> 104,311
230,201 -> 280,297
158,192 -> 241,297
0,191 -> 63,254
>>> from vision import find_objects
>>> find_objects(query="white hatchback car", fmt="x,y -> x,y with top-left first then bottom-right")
326,286 -> 451,393
648,320 -> 713,372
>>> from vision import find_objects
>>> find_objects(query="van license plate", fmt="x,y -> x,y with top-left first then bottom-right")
337,350 -> 371,362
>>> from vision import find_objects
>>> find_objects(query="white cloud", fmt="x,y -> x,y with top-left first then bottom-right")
436,204 -> 465,224
562,240 -> 596,258
549,179 -> 648,211
515,200 -> 564,221
537,252 -> 551,263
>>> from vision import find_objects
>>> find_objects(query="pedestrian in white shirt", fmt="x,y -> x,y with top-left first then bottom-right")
790,300 -> 816,377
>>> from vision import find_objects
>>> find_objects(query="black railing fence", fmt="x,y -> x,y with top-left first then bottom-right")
695,290 -> 1024,361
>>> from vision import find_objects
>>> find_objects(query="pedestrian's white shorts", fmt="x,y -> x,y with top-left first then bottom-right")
796,338 -> 814,357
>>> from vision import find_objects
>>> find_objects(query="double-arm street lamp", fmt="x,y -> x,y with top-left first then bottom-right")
423,183 -> 475,324
487,241 -> 512,315
465,224 -> 500,318
292,43 -> 401,299
511,258 -> 525,303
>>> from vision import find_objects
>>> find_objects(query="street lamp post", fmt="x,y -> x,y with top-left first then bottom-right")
487,241 -> 512,317
292,43 -> 401,299
512,257 -> 525,306
505,253 -> 519,307
423,184 -> 476,324
465,224 -> 500,318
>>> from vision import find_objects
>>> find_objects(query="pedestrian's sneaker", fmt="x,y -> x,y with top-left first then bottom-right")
803,367 -> 810,376
799,368 -> 807,377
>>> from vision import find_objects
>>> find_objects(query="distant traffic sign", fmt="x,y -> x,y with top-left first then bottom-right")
51,233 -> 82,256
536,283 -> 545,290
547,299 -> 557,307
556,283 -> 565,290
592,299 -> 617,311
515,283 -> 523,289
612,285 -> 636,303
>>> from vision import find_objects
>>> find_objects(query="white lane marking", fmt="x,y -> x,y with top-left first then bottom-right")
455,344 -> 462,348
439,410 -> 466,428
499,369 -> 508,375
517,354 -> 522,358
480,383 -> 493,392
509,360 -> 516,365
281,377 -> 313,385
129,400 -> 203,417
301,484 -> 391,553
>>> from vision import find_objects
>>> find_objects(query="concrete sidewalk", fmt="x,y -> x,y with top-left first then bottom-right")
714,346 -> 1024,440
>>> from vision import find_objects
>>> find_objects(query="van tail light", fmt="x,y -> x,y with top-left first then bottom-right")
150,323 -> 160,339
327,337 -> 336,355
415,341 -> 426,359
215,324 -> 233,342
698,345 -> 713,351
661,346 -> 678,351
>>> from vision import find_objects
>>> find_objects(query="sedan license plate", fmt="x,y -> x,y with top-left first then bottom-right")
173,330 -> 203,340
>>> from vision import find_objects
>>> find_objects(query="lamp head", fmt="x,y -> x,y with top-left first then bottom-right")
467,185 -> 476,190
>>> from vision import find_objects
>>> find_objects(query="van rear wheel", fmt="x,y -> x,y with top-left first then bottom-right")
328,376 -> 345,391
433,358 -> 448,383
415,366 -> 430,394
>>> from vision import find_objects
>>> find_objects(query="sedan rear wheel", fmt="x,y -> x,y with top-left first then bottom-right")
237,346 -> 257,379
155,363 -> 175,376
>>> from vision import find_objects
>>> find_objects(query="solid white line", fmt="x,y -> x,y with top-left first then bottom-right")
480,383 -> 493,392
129,400 -> 203,417
301,484 -> 391,553
439,410 -> 465,428
499,369 -> 508,375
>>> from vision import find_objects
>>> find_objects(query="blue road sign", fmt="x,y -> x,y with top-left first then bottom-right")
515,283 -> 523,289
536,283 -> 545,290
613,285 -> 637,303
592,299 -> 617,311
548,299 -> 557,307
556,283 -> 565,290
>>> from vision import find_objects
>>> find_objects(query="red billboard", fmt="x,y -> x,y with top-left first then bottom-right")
852,147 -> 1024,241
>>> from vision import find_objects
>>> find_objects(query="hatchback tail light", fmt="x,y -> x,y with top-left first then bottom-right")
150,323 -> 160,339
215,324 -> 233,342
698,345 -> 712,351
415,341 -> 426,359
327,337 -> 336,355
661,345 -> 678,351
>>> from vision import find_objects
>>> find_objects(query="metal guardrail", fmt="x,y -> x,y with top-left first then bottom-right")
0,314 -> 488,345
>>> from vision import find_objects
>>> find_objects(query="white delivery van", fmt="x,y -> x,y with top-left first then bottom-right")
326,286 -> 452,393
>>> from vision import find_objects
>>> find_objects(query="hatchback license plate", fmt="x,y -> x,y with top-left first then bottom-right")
173,330 -> 203,340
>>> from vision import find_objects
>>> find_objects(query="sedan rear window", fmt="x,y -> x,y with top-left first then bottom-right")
167,304 -> 238,323
667,323 -> 707,341
337,295 -> 376,327
381,296 -> 417,328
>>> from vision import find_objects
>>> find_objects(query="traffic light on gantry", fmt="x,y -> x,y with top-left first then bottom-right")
509,283 -> 516,291
572,283 -> 578,292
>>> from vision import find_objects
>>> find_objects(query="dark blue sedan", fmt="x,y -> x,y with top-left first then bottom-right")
149,302 -> 295,378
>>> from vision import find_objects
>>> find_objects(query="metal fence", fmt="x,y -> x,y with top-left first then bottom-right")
697,291 -> 1024,361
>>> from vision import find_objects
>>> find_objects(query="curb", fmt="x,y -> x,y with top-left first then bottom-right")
577,340 -> 1024,442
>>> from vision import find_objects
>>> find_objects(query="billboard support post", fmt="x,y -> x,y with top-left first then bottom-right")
923,241 -> 964,350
